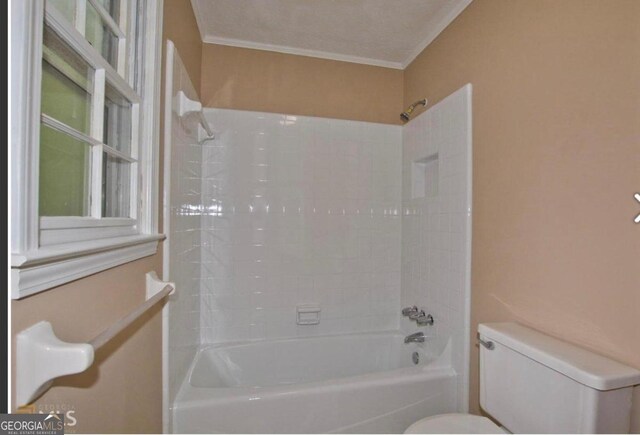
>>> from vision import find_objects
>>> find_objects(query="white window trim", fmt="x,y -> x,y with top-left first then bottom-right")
10,0 -> 165,299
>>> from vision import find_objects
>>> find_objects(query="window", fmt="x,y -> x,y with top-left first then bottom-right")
11,0 -> 164,298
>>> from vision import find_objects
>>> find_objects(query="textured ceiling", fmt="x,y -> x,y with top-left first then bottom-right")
191,0 -> 472,69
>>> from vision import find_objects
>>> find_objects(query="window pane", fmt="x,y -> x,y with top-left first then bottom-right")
39,124 -> 92,217
42,26 -> 94,134
103,84 -> 132,154
47,0 -> 76,25
102,153 -> 131,217
97,0 -> 121,22
131,0 -> 144,92
86,2 -> 119,68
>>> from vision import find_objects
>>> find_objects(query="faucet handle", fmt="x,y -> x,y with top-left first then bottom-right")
408,309 -> 425,320
416,313 -> 434,326
402,306 -> 419,316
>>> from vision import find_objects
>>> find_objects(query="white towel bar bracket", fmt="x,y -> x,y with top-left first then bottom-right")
147,271 -> 175,299
174,90 -> 216,139
15,272 -> 174,407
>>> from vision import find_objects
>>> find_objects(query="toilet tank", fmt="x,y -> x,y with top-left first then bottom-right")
478,323 -> 640,434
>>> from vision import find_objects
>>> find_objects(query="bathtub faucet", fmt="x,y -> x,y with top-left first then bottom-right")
404,332 -> 426,344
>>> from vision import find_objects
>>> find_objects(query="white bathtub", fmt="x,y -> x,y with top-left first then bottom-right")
173,331 -> 457,433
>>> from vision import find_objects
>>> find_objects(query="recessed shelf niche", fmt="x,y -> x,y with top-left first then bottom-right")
411,153 -> 439,199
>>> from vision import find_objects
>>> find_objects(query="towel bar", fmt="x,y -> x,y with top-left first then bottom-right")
15,271 -> 175,406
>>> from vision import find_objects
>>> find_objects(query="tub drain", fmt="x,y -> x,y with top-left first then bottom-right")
412,352 -> 419,365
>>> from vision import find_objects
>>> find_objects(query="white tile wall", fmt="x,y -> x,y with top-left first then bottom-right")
165,85 -> 471,413
165,47 -> 202,407
400,84 -> 472,412
199,109 -> 402,343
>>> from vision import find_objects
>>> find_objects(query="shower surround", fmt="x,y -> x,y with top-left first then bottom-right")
166,82 -> 472,431
199,110 -> 403,342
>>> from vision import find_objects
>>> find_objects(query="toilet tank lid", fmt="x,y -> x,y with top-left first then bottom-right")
478,322 -> 640,391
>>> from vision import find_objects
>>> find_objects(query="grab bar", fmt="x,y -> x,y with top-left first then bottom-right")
15,272 -> 175,406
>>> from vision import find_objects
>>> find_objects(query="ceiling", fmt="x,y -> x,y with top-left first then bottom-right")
190,0 -> 473,69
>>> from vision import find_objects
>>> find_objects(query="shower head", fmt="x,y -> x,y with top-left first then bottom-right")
400,98 -> 427,123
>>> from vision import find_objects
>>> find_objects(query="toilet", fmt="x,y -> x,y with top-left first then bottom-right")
405,414 -> 504,434
405,322 -> 640,434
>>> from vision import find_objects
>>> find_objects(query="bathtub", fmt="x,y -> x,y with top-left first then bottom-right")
173,331 -> 457,433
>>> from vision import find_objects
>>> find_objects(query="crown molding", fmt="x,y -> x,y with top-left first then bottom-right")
192,0 -> 473,70
202,35 -> 405,69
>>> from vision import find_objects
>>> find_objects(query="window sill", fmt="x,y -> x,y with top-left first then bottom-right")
11,233 -> 165,299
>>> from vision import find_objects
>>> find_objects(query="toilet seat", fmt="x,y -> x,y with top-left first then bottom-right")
404,413 -> 504,434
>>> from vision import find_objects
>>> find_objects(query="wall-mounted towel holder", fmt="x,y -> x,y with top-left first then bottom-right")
174,90 -> 216,139
15,272 -> 175,407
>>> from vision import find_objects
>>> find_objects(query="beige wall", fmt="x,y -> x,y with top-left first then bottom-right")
11,256 -> 163,433
10,1 -> 204,432
200,43 -> 403,125
163,0 -> 203,97
403,0 -> 640,427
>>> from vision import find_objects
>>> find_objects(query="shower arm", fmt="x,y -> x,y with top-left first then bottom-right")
400,98 -> 428,122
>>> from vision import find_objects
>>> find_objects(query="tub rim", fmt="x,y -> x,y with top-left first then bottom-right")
174,331 -> 454,406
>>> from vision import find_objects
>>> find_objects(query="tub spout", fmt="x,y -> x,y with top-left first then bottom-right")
404,332 -> 426,344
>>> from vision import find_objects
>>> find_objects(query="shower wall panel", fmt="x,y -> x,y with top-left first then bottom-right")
401,84 -> 472,412
200,109 -> 402,343
164,43 -> 203,413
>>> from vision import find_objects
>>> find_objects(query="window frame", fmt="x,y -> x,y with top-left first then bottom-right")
10,0 -> 165,299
